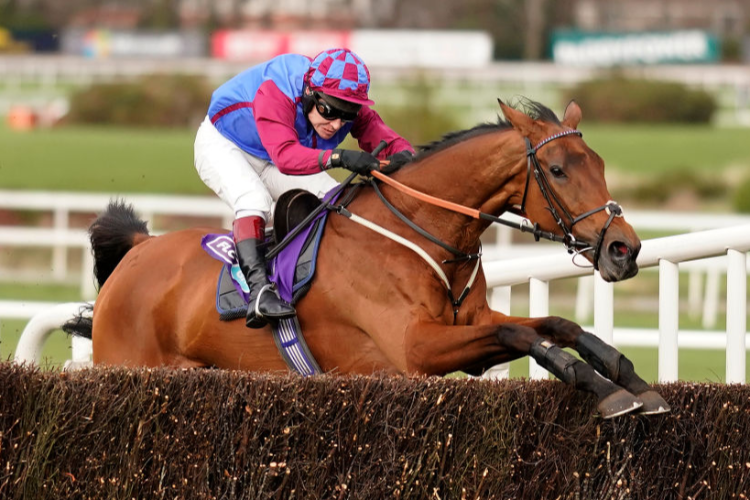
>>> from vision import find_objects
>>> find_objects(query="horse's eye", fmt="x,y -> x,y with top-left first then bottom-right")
550,166 -> 566,178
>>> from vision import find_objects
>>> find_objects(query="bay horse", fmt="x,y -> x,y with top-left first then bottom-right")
67,99 -> 669,419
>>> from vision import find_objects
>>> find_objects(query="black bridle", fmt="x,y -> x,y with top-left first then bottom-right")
520,129 -> 623,271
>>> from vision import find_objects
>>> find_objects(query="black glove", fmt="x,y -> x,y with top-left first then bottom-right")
383,150 -> 414,173
387,150 -> 413,164
329,149 -> 380,175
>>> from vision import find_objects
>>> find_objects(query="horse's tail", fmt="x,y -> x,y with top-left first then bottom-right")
62,303 -> 94,340
90,199 -> 151,290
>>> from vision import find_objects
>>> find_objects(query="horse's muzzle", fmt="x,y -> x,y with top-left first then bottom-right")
597,239 -> 641,282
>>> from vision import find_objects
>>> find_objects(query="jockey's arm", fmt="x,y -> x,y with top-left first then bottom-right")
254,81 -> 333,175
350,107 -> 414,158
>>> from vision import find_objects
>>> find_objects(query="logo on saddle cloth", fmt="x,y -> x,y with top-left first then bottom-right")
203,234 -> 236,265
202,234 -> 250,294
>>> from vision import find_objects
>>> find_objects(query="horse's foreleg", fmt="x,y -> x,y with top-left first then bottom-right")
495,313 -> 670,415
574,332 -> 670,415
524,335 -> 642,419
408,321 -> 641,419
405,323 -> 530,376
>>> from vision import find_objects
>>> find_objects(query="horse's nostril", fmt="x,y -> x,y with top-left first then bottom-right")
609,241 -> 630,259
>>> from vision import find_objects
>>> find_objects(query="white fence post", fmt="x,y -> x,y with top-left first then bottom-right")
687,269 -> 702,321
529,278 -> 549,379
52,207 -> 70,281
481,286 -> 512,380
658,260 -> 679,382
702,267 -> 720,329
593,273 -> 614,343
726,249 -> 747,383
575,275 -> 594,323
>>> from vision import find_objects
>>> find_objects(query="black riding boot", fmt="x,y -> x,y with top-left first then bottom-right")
233,217 -> 296,329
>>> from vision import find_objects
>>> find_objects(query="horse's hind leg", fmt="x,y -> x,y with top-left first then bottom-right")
494,323 -> 642,419
574,332 -> 670,415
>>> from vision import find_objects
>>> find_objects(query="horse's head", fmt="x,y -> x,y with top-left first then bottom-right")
499,100 -> 641,282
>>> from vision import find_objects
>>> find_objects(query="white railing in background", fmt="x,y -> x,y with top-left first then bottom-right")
483,224 -> 750,383
0,300 -> 62,320
0,190 -> 234,298
492,211 -> 750,330
4,189 -> 750,303
10,225 -> 750,383
10,301 -> 93,369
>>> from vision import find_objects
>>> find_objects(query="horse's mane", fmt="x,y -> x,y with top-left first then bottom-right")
390,98 -> 561,169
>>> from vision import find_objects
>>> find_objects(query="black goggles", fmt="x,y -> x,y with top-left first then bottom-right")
312,92 -> 360,122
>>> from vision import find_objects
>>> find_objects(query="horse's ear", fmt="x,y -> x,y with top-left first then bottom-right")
562,100 -> 582,129
498,99 -> 534,136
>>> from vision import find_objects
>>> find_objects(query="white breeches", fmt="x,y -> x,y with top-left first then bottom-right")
194,116 -> 338,222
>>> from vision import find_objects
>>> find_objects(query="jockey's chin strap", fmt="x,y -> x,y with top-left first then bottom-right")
521,130 -> 623,270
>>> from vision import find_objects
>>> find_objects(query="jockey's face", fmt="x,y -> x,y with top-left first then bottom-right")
308,105 -> 345,140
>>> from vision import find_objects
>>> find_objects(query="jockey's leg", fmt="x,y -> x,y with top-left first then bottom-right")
259,160 -> 339,200
233,216 -> 295,328
195,117 -> 295,328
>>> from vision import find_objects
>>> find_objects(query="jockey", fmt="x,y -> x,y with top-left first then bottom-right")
194,48 -> 414,329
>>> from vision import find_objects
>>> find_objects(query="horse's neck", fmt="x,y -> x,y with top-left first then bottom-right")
393,131 -> 525,248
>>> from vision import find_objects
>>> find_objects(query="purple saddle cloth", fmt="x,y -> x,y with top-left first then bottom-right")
201,208 -> 330,315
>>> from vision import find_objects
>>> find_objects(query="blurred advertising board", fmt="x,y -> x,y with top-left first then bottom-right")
62,29 -> 206,58
551,30 -> 719,66
0,28 -> 12,50
350,30 -> 493,68
211,30 -> 351,61
211,30 -> 493,68
9,30 -> 60,52
0,28 -> 39,53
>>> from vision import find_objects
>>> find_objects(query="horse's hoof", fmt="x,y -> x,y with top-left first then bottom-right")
598,389 -> 643,419
636,390 -> 671,415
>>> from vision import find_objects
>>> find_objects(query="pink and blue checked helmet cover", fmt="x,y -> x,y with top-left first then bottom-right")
305,48 -> 374,106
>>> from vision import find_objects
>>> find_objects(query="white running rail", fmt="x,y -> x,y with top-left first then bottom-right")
0,190 -> 234,296
484,224 -> 750,383
10,301 -> 93,369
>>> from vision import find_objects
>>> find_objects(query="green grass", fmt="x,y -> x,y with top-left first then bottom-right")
0,124 -> 207,194
3,122 -> 750,193
580,123 -> 750,175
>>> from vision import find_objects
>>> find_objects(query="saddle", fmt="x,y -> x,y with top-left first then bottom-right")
200,189 -> 333,375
